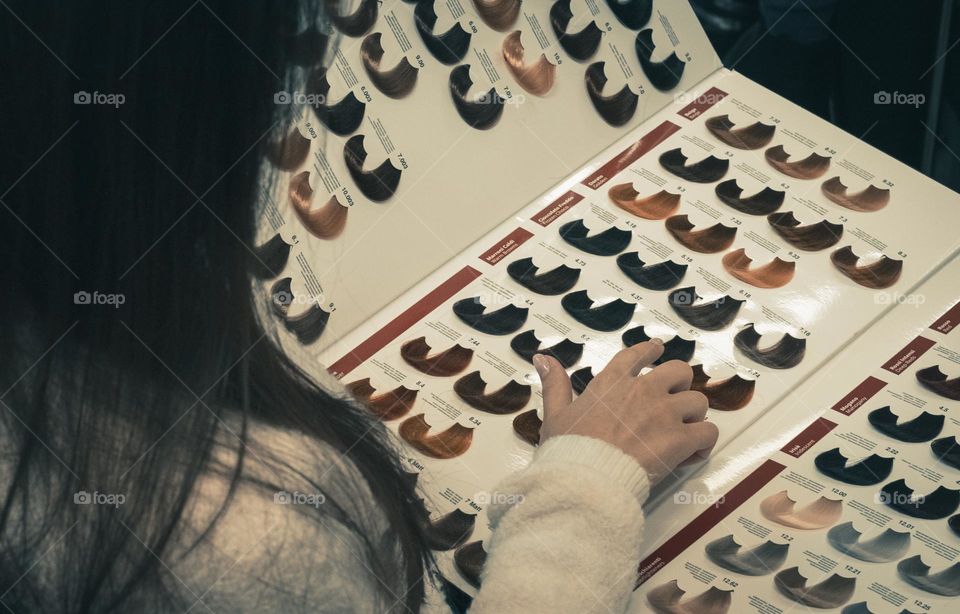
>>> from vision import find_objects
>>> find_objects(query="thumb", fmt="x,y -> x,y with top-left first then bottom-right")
533,354 -> 573,420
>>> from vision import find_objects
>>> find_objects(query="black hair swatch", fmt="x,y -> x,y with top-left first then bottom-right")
659,148 -> 729,183
616,253 -> 687,290
774,568 -> 856,610
931,436 -> 960,471
827,521 -> 911,564
325,0 -> 378,37
513,409 -> 542,446
252,233 -> 291,279
360,32 -> 419,99
509,330 -> 583,368
449,64 -> 504,130
714,179 -> 784,215
421,508 -> 476,551
454,541 -> 486,588
400,336 -> 474,376
705,115 -> 777,150
453,297 -> 528,335
951,514 -> 960,538
561,290 -> 636,332
831,245 -> 903,289
733,323 -> 806,369
414,1 -> 471,65
506,256 -> 581,295
635,29 -> 686,91
916,365 -> 960,401
559,219 -> 632,256
705,534 -> 789,576
343,134 -> 402,202
622,326 -> 696,364
668,287 -> 744,331
897,555 -> 960,597
453,370 -> 531,414
306,67 -> 366,136
868,406 -> 944,443
571,366 -> 595,395
585,62 -> 638,127
814,447 -> 893,486
605,0 -> 652,29
665,214 -> 738,254
767,211 -> 843,251
879,479 -> 960,519
550,0 -> 602,61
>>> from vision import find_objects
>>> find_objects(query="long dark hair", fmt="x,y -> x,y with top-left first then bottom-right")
0,2 -> 431,611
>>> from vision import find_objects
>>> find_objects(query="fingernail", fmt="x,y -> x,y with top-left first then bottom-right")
650,337 -> 664,345
532,354 -> 550,377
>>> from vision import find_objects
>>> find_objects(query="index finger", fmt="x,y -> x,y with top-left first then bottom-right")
599,341 -> 664,382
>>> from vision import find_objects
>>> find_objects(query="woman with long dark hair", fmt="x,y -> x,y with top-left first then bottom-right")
0,2 -> 717,611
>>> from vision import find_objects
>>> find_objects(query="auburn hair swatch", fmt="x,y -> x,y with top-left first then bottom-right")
774,568 -> 856,609
646,580 -> 733,614
879,478 -> 960,520
721,248 -> 795,288
398,413 -> 474,459
252,233 -> 291,279
305,67 -> 366,136
454,541 -> 487,588
571,366 -> 595,395
821,176 -> 890,212
608,183 -> 680,220
622,326 -> 696,364
689,364 -> 754,411
659,148 -> 729,183
932,436 -> 960,471
502,30 -> 556,96
549,0 -> 602,61
453,297 -> 528,335
288,171 -> 348,239
513,409 -> 542,446
916,364 -> 960,401
345,377 -> 419,421
767,211 -> 843,251
831,245 -> 902,289
705,114 -> 777,150
616,253 -> 687,290
509,330 -> 583,367
507,256 -> 581,295
414,1 -> 470,65
473,0 -> 521,31
360,33 -> 419,99
868,405 -> 944,442
733,323 -> 805,369
764,144 -> 831,179
400,336 -> 474,377
585,62 -> 638,127
668,287 -> 744,331
559,219 -> 632,256
266,126 -> 311,171
606,0 -> 652,29
453,371 -> 531,414
704,534 -> 789,576
343,134 -> 402,202
325,0 -> 377,37
814,447 -> 893,486
827,521 -> 910,563
635,29 -> 686,91
665,215 -> 737,254
898,556 -> 960,597
714,179 -> 784,216
561,290 -> 636,332
421,508 -> 476,551
449,64 -> 505,130
760,490 -> 843,530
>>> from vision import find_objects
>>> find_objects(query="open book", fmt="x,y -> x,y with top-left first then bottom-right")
257,0 -> 960,607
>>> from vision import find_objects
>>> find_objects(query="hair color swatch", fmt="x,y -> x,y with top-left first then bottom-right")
704,534 -> 789,576
253,233 -> 291,279
400,336 -> 474,376
343,134 -> 402,201
608,183 -> 681,219
722,248 -> 795,288
449,64 -> 504,130
821,177 -> 890,212
868,406 -> 944,443
289,171 -> 348,239
454,541 -> 487,588
510,329 -> 583,367
454,371 -> 531,414
705,115 -> 777,150
665,215 -> 737,253
767,211 -> 843,251
659,148 -> 729,183
931,436 -> 960,471
283,303 -> 330,344
266,126 -> 311,171
714,179 -> 784,215
326,0 -> 377,37
880,479 -> 960,519
422,508 -> 476,551
646,580 -> 733,614
360,33 -> 419,99
605,0 -> 652,29
453,297 -> 528,335
507,257 -> 581,295
398,413 -> 473,459
549,0 -> 602,61
473,0 -> 521,31
561,290 -> 636,331
306,67 -> 366,136
668,287 -> 744,331
502,30 -> 556,96
760,490 -> 843,529
513,409 -> 542,446
414,1 -> 471,65
559,219 -> 632,256
916,364 -> 960,401
897,556 -> 960,597
831,245 -> 902,289
774,568 -> 856,609
635,29 -> 686,91
585,62 -> 638,127
622,326 -> 696,364
733,323 -> 805,369
764,144 -> 831,179
690,364 -> 755,411
814,447 -> 893,486
345,377 -> 419,421
571,366 -> 595,395
826,521 -> 910,563
616,253 -> 688,291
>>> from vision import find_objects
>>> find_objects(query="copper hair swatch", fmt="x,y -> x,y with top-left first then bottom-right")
289,171 -> 348,239
659,148 -> 730,183
916,364 -> 960,401
622,326 -> 696,364
559,219 -> 632,256
253,233 -> 291,279
507,256 -> 581,295
721,248 -> 795,288
879,478 -> 960,519
283,303 -> 330,344
814,447 -> 893,486
510,329 -> 583,367
400,336 -> 474,377
616,253 -> 688,290
868,405 -> 944,442
714,179 -> 784,215
345,377 -> 419,421
414,1 -> 471,65
585,62 -> 638,127
502,30 -> 556,96
897,555 -> 960,597
767,211 -> 843,251
325,0 -> 377,37
453,297 -> 528,335
571,366 -> 594,395
608,183 -> 681,220
453,370 -> 531,414
774,568 -> 856,609
473,0 -> 521,31
561,290 -> 636,332
454,541 -> 487,588
266,126 -> 310,171
690,364 -> 754,410
668,287 -> 744,331
360,33 -> 419,99
398,413 -> 473,459
549,0 -> 602,61
635,29 -> 686,92
606,0 -> 652,29
704,534 -> 789,576
932,435 -> 960,471
733,323 -> 805,369
306,67 -> 365,136
665,215 -> 737,254
764,144 -> 831,179
343,134 -> 402,202
449,64 -> 505,130
646,580 -> 733,614
421,508 -> 476,551
827,521 -> 910,563
821,176 -> 890,212
705,114 -> 777,150
513,409 -> 542,446
831,245 -> 902,289
760,490 -> 843,530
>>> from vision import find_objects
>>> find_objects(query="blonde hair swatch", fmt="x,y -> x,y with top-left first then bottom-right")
288,171 -> 348,239
502,30 -> 556,96
760,490 -> 843,529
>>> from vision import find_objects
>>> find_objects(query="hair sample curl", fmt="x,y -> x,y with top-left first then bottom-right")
325,0 -> 378,37
764,144 -> 831,179
635,29 -> 686,91
621,326 -> 695,364
506,257 -> 581,295
608,183 -> 680,219
473,0 -> 521,31
814,448 -> 893,486
345,377 -> 419,421
449,64 -> 505,130
400,336 -> 474,376
830,245 -> 902,289
289,171 -> 348,239
513,409 -> 542,446
659,148 -> 729,183
705,114 -> 776,150
453,371 -> 531,414
916,365 -> 960,401
454,541 -> 487,588
414,1 -> 471,65
452,297 -> 529,335
733,323 -> 805,369
549,0 -> 602,61
665,215 -> 737,253
266,125 -> 311,171
689,364 -> 754,410
510,329 -> 583,367
306,67 -> 366,136
767,211 -> 843,251
502,30 -> 556,96
559,218 -> 632,256
668,287 -> 743,330
714,179 -> 784,215
561,289 -> 636,332
585,62 -> 638,127
821,177 -> 890,212
605,0 -> 652,29
252,233 -> 292,279
361,33 -> 419,99
398,413 -> 474,459
343,134 -> 402,201
721,248 -> 795,288
868,405 -> 944,443
615,253 -> 687,290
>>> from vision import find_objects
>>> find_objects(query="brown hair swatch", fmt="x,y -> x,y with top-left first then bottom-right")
473,0 -> 521,31
398,413 -> 474,459
774,568 -> 856,609
608,183 -> 680,219
454,541 -> 487,588
400,336 -> 474,377
665,215 -> 738,254
513,409 -> 542,446
705,114 -> 776,150
767,211 -> 843,251
453,371 -> 531,414
668,287 -> 744,331
714,179 -> 784,215
760,490 -> 843,529
325,0 -> 377,38
733,323 -> 806,369
502,30 -> 556,96
265,125 -> 311,171
916,365 -> 960,401
360,33 -> 419,99
659,148 -> 730,183
830,245 -> 902,289
345,377 -> 419,421
421,508 -> 476,551
646,580 -> 733,614
764,144 -> 831,179
288,171 -> 348,239
690,364 -> 755,410
721,248 -> 795,288
585,62 -> 638,127
821,176 -> 890,212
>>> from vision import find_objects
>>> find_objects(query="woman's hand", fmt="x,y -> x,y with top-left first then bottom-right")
533,341 -> 719,484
